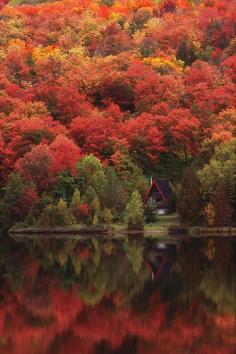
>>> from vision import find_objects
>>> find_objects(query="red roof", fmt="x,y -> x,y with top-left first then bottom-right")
144,180 -> 168,205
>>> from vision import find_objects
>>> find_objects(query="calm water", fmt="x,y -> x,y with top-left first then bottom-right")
0,235 -> 235,354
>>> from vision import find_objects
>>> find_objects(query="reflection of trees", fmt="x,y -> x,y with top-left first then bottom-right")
200,240 -> 236,315
79,257 -> 108,306
0,235 -> 25,291
177,239 -> 205,304
23,238 -> 78,268
78,239 -> 148,306
200,268 -> 236,314
0,236 -> 235,354
124,239 -> 144,274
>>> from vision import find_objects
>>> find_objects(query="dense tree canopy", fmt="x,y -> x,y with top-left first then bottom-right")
0,0 -> 235,228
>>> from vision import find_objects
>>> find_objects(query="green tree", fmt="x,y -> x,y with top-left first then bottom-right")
70,188 -> 81,217
103,166 -> 127,217
104,166 -> 120,208
37,199 -> 73,227
53,171 -> 75,203
198,141 -> 236,222
84,186 -> 97,205
117,155 -> 148,197
177,166 -> 201,225
1,173 -> 25,229
198,141 -> 236,198
57,198 -> 71,226
77,154 -> 106,199
124,191 -> 144,230
83,187 -> 100,225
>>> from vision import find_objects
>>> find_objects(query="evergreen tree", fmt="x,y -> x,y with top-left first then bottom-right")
1,173 -> 25,229
3,172 -> 24,207
177,167 -> 201,225
53,171 -> 75,203
124,191 -> 144,230
176,40 -> 197,66
103,166 -> 120,209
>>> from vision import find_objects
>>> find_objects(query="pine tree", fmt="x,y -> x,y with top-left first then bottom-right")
177,166 -> 201,226
124,191 -> 144,230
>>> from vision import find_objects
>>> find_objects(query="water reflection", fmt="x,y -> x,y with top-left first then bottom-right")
0,235 -> 235,354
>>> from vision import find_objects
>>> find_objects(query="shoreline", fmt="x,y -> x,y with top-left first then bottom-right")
9,225 -> 236,237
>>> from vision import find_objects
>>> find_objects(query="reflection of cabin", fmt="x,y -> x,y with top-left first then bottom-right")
147,243 -> 169,281
146,242 -> 176,281
145,179 -> 173,215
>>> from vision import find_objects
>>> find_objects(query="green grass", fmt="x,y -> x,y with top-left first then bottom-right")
145,214 -> 180,230
112,214 -> 180,232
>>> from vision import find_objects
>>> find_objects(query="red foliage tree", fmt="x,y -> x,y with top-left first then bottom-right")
49,134 -> 81,175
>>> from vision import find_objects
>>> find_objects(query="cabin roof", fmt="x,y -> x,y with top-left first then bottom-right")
156,180 -> 172,199
145,179 -> 172,202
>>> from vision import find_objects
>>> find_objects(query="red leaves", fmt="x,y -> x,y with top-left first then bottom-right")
34,83 -> 91,124
15,143 -> 53,191
13,186 -> 39,217
15,135 -> 81,190
222,55 -> 236,82
70,113 -> 119,160
4,43 -> 30,85
49,135 -> 81,175
165,108 -> 200,153
0,0 -> 9,10
121,113 -> 165,163
128,63 -> 184,113
0,0 -> 235,187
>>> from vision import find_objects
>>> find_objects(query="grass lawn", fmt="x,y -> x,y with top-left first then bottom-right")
113,214 -> 180,232
145,214 -> 180,230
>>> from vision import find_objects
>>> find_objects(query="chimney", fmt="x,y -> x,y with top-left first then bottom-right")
150,176 -> 153,185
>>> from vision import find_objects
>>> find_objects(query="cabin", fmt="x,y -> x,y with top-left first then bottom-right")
145,178 -> 173,215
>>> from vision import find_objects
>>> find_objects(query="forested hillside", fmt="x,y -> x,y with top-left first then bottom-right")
0,0 -> 235,229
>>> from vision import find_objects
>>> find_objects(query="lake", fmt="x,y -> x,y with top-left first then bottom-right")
0,235 -> 235,354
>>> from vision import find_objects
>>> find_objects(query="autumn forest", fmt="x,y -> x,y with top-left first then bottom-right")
0,0 -> 235,230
